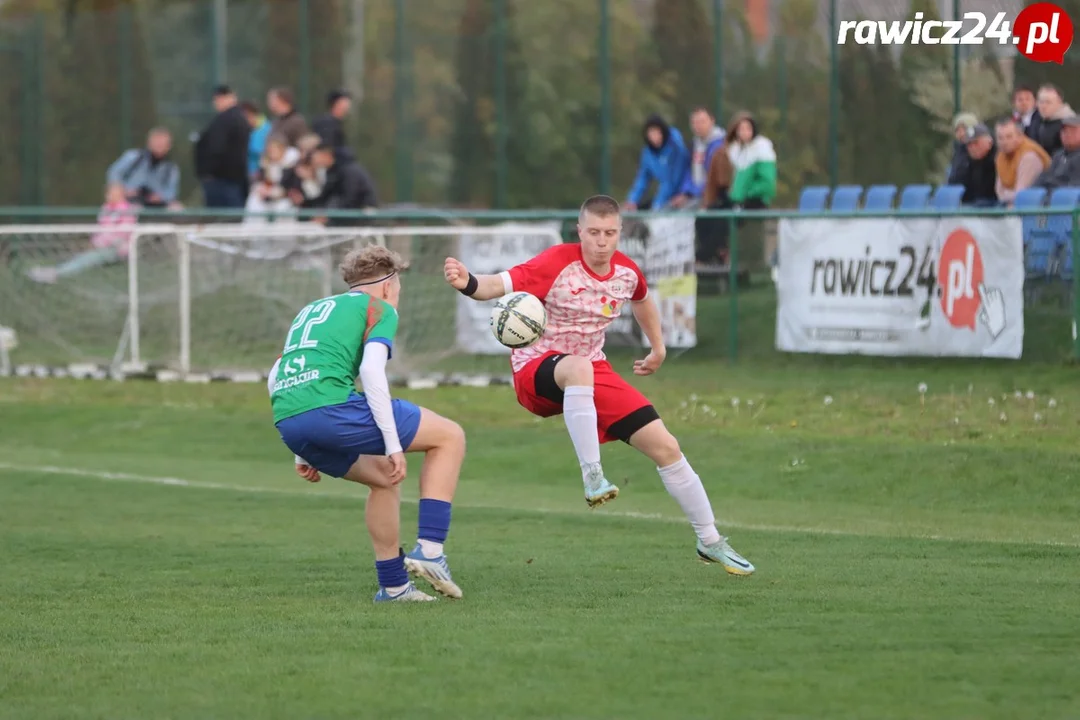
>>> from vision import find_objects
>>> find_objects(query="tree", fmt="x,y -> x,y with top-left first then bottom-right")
650,0 -> 714,127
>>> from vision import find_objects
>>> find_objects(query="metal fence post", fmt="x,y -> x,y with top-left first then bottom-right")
211,0 -> 227,87
494,0 -> 508,209
33,12 -> 45,205
598,0 -> 611,195
777,33 -> 788,132
728,215 -> 739,361
299,0 -> 311,116
119,5 -> 133,154
828,0 -> 838,188
393,0 -> 412,202
1073,207 -> 1079,359
712,0 -> 722,123
19,28 -> 34,206
952,0 -> 961,117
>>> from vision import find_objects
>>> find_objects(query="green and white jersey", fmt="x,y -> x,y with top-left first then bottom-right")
270,291 -> 399,423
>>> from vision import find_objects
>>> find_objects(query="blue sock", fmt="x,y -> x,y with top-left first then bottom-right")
375,552 -> 409,589
417,498 -> 452,544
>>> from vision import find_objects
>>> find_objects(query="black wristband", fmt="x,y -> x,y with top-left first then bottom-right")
459,273 -> 479,297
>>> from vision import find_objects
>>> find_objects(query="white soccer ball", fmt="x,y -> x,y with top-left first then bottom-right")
490,292 -> 546,349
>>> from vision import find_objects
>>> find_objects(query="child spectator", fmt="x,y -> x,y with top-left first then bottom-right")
27,184 -> 138,283
244,135 -> 301,225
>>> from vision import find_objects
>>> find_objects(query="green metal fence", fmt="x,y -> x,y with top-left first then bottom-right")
3,0 -> 1079,209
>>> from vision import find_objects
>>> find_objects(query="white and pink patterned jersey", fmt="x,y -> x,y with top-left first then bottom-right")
499,243 -> 648,373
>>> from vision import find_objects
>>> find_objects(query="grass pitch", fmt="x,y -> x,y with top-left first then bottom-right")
3,340 -> 1080,719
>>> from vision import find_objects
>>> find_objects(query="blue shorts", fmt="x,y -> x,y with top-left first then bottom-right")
275,393 -> 423,478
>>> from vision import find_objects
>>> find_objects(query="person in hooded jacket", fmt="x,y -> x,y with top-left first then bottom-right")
625,114 -> 690,211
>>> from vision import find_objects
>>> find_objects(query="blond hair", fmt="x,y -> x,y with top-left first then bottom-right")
340,245 -> 407,287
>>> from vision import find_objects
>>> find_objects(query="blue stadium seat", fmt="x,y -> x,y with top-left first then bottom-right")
1025,228 -> 1058,281
1016,188 -> 1048,275
862,184 -> 897,211
1013,187 -> 1048,209
829,185 -> 863,212
1047,187 -> 1080,251
931,184 -> 965,209
898,184 -> 932,210
798,186 -> 830,212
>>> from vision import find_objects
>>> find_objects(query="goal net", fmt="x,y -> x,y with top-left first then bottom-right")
0,221 -> 564,378
0,224 -> 177,373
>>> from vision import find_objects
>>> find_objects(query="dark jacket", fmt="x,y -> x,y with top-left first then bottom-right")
1034,147 -> 1080,191
311,114 -> 347,149
195,105 -> 251,186
1036,104 -> 1077,157
1015,110 -> 1044,143
955,145 -> 999,205
316,149 -> 378,222
946,140 -> 970,186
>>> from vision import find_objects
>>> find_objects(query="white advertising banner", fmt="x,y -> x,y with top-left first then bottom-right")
606,216 -> 698,349
643,215 -> 698,349
454,222 -> 561,354
775,216 -> 1024,358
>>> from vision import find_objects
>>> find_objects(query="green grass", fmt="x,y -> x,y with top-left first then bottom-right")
3,344 -> 1080,718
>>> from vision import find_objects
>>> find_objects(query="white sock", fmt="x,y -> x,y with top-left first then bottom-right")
417,538 -> 443,558
562,386 -> 602,478
657,455 -> 721,545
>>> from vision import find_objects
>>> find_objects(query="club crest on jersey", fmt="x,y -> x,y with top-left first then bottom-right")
600,296 -> 620,317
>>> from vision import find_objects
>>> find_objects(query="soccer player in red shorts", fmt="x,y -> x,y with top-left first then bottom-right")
444,194 -> 754,575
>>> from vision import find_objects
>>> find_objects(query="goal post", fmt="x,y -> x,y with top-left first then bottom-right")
0,224 -> 176,373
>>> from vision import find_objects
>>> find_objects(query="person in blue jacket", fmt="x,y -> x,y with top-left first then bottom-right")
625,114 -> 690,211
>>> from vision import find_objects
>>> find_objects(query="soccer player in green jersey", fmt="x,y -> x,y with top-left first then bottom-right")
270,245 -> 466,603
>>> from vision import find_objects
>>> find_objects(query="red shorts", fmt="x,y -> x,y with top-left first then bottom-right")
513,351 -> 659,444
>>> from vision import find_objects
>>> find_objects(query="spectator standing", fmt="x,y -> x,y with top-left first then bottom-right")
195,85 -> 252,209
726,112 -> 777,210
1034,115 -> 1080,190
954,124 -> 998,206
105,128 -> 181,209
947,112 -> 978,184
311,90 -> 352,150
267,87 -> 310,148
994,118 -> 1050,205
672,107 -> 726,208
1035,85 -> 1075,156
309,144 -> 378,225
1012,86 -> 1042,142
695,140 -> 735,266
242,100 -> 272,178
625,114 -> 690,211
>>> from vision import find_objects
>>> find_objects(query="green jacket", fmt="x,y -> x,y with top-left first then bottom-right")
729,136 -> 777,206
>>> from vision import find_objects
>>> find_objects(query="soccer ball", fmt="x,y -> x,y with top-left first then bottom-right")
490,292 -> 546,348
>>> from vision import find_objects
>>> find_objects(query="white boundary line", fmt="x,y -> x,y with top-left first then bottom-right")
2,462 -> 1078,549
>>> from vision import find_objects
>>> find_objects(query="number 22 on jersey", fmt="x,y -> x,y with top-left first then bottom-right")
283,299 -> 336,353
